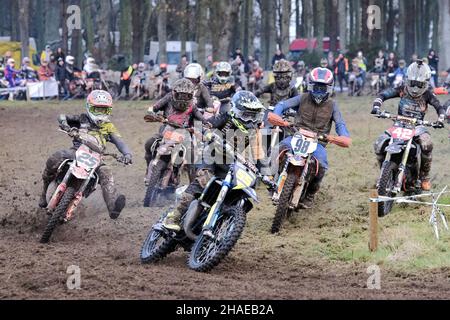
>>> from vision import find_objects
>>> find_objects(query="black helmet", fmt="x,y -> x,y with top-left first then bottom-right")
230,91 -> 265,131
171,78 -> 195,111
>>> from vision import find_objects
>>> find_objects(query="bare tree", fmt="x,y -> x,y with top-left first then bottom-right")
120,0 -> 132,63
338,0 -> 347,52
316,0 -> 325,53
439,0 -> 450,70
96,0 -> 113,65
195,0 -> 208,66
280,0 -> 291,55
18,0 -> 30,60
158,0 -> 168,64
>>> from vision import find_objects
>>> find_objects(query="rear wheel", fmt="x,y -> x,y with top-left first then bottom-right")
377,161 -> 398,217
188,205 -> 246,272
40,186 -> 76,243
271,171 -> 297,234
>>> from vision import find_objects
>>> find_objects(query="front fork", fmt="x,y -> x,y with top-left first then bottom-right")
382,138 -> 412,194
202,171 -> 233,237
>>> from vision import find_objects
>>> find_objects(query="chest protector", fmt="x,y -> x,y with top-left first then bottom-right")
295,93 -> 334,136
270,85 -> 292,106
167,105 -> 194,127
398,90 -> 428,120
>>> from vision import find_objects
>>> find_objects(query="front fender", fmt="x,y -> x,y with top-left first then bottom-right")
385,142 -> 405,154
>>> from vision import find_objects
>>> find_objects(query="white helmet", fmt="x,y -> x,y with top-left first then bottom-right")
65,55 -> 75,65
138,62 -> 146,71
184,63 -> 204,82
7,58 -> 15,66
86,57 -> 95,65
405,61 -> 431,98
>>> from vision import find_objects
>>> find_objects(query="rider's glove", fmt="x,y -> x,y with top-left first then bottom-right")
262,175 -> 276,191
371,98 -> 382,115
120,154 -> 133,165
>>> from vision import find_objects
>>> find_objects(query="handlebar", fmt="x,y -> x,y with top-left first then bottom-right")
375,111 -> 444,128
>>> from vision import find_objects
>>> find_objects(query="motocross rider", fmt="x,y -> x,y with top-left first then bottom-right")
38,90 -> 133,219
371,60 -> 445,191
203,61 -> 241,115
255,59 -> 299,106
144,78 -> 205,182
162,91 -> 269,231
273,67 -> 351,209
183,63 -> 214,112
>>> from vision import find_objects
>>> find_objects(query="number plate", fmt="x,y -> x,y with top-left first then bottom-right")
291,133 -> 318,156
76,145 -> 101,170
387,126 -> 415,141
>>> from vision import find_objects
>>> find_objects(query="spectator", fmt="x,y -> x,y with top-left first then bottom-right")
49,54 -> 57,73
21,57 -> 38,82
272,49 -> 286,67
40,45 -> 53,64
54,48 -> 65,62
244,55 -> 255,74
232,48 -> 245,62
3,51 -> 12,64
422,57 -> 437,88
428,49 -> 439,86
176,54 -> 189,76
231,56 -> 244,88
386,52 -> 398,73
372,50 -> 387,73
334,53 -> 349,93
327,51 -> 335,72
205,55 -> 214,74
4,58 -> 23,87
55,57 -> 69,99
38,60 -> 54,81
118,63 -> 137,99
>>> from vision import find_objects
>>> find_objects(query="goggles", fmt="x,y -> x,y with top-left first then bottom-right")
408,80 -> 426,89
89,104 -> 112,115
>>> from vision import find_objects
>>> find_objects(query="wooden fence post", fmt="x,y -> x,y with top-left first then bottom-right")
369,189 -> 379,252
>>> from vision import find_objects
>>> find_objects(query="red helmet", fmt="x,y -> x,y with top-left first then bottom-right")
307,67 -> 334,104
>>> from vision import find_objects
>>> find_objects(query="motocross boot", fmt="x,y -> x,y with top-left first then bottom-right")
38,182 -> 50,208
162,192 -> 195,231
39,169 -> 54,208
109,195 -> 126,220
420,154 -> 432,191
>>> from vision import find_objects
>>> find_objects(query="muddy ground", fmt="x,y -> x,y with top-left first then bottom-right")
0,96 -> 449,300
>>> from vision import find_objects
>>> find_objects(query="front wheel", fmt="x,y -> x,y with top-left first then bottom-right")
40,186 -> 76,243
271,171 -> 297,234
377,161 -> 398,217
143,160 -> 166,207
188,205 -> 246,272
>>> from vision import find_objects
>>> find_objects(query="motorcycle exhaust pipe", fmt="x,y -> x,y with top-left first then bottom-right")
183,200 -> 202,241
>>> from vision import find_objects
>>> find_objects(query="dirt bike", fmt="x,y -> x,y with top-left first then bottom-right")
374,111 -> 443,217
267,113 -> 351,233
69,71 -> 119,99
143,114 -> 196,207
140,131 -> 276,272
40,128 -> 127,243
